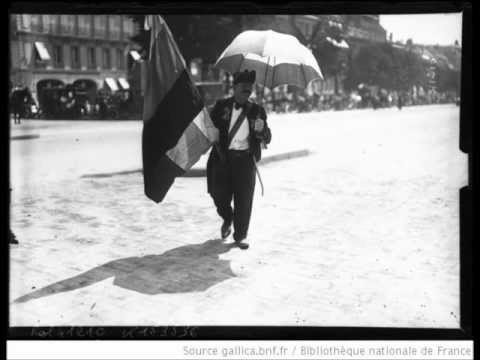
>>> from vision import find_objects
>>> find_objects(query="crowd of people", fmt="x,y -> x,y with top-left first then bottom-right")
10,81 -> 459,123
247,85 -> 459,114
39,88 -> 135,120
9,85 -> 38,123
9,83 -> 138,122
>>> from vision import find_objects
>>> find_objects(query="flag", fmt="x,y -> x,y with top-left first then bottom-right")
142,15 -> 218,203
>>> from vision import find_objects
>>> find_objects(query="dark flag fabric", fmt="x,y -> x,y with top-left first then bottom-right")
142,15 -> 218,203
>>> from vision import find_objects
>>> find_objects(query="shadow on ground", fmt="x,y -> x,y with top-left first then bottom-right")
14,238 -> 236,303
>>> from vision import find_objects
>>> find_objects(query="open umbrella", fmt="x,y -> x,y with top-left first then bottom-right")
214,30 -> 323,196
215,30 -> 323,93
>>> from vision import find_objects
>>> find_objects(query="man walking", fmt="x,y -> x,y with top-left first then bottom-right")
10,86 -> 23,124
9,188 -> 18,244
207,70 -> 271,250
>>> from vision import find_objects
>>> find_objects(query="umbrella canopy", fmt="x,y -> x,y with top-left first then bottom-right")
215,30 -> 323,90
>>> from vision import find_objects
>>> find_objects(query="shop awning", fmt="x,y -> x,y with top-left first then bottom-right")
34,42 -> 51,61
105,77 -> 119,91
129,50 -> 141,61
118,77 -> 130,90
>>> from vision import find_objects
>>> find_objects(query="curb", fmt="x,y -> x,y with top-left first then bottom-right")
82,149 -> 311,179
83,169 -> 141,179
10,134 -> 40,141
182,149 -> 311,177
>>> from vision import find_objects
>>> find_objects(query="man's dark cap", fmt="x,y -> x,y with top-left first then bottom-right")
233,70 -> 256,85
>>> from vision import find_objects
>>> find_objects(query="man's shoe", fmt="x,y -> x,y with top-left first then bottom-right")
234,239 -> 249,250
221,220 -> 232,239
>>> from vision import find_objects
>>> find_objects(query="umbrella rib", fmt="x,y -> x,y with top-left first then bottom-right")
237,54 -> 246,73
271,57 -> 276,89
301,64 -> 308,89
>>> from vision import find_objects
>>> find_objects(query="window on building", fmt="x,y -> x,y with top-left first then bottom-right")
71,15 -> 77,34
60,15 -> 75,34
41,15 -> 49,33
94,15 -> 107,38
60,15 -> 68,32
87,47 -> 96,69
71,46 -> 80,69
78,15 -> 91,37
102,48 -> 111,69
30,15 -> 41,32
108,15 -> 121,40
42,15 -> 52,33
53,45 -> 63,68
22,42 -> 33,67
20,15 -> 31,31
116,48 -> 124,69
51,15 -> 60,34
123,17 -> 133,38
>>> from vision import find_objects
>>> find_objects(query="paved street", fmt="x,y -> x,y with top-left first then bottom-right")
9,118 -> 303,188
9,104 -> 466,327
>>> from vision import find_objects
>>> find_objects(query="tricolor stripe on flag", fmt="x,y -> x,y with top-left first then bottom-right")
142,15 -> 218,203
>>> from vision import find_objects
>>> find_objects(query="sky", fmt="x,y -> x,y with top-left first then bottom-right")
379,13 -> 463,46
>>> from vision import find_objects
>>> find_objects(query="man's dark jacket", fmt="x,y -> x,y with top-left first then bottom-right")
206,97 -> 272,195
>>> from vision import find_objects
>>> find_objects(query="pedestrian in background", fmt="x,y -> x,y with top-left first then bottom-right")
397,92 -> 404,110
10,229 -> 19,244
10,85 -> 30,124
9,188 -> 18,244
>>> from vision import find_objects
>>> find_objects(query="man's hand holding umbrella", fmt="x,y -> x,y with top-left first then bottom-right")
254,118 -> 265,132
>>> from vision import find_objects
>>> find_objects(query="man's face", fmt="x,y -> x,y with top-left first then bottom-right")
233,82 -> 253,104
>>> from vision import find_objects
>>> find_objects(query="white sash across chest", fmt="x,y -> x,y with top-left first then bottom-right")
228,105 -> 250,150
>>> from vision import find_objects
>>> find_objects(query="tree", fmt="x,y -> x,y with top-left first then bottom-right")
241,14 -> 278,31
395,46 -> 427,91
288,15 -> 350,94
128,15 -> 244,67
345,44 -> 394,90
344,42 -> 428,92
436,67 -> 460,93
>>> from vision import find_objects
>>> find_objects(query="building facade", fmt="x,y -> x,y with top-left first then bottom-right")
246,15 -> 387,46
10,14 -> 139,99
344,15 -> 386,45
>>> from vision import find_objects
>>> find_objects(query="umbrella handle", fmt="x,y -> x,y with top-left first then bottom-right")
260,56 -> 269,105
259,56 -> 271,150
